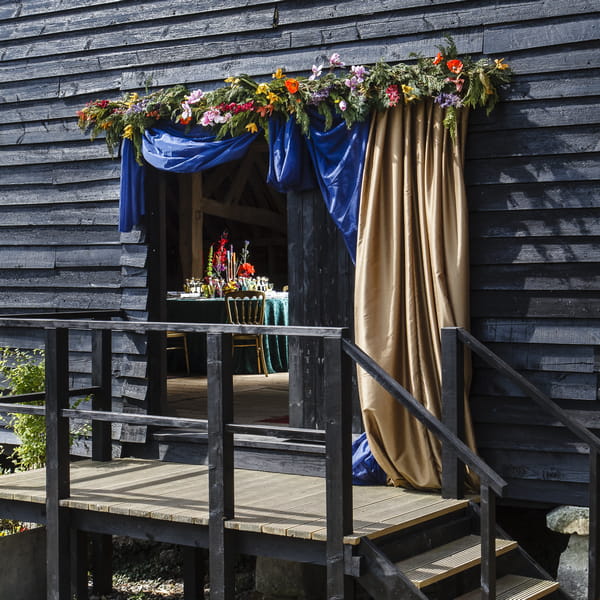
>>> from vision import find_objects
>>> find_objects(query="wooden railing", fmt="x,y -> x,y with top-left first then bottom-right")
441,326 -> 600,600
4,316 -> 579,600
342,337 -> 507,600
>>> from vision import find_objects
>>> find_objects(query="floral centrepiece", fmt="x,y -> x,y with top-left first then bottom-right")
77,37 -> 512,162
183,235 -> 272,297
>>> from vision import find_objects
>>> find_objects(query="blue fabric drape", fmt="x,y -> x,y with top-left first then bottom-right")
142,123 -> 258,173
119,139 -> 146,233
119,116 -> 370,261
119,123 -> 257,232
306,115 -> 370,262
266,116 -> 316,193
267,113 -> 370,262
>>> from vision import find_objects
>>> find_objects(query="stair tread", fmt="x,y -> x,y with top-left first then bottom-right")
395,534 -> 518,587
455,574 -> 560,600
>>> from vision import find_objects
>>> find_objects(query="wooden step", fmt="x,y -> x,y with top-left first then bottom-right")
395,534 -> 518,588
455,574 -> 560,600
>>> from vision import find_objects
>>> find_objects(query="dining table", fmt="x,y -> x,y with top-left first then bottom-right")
166,292 -> 289,374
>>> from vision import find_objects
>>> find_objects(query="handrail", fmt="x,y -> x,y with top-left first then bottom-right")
456,327 -> 600,453
342,338 -> 507,496
444,326 -> 599,600
0,316 -> 344,338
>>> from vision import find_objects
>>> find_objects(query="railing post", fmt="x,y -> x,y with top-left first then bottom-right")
207,332 -> 234,600
441,327 -> 465,499
590,448 -> 599,600
45,326 -> 71,600
480,484 -> 496,600
92,328 -> 112,462
324,333 -> 353,599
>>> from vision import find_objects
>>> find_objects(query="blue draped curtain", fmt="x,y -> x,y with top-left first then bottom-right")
119,115 -> 369,262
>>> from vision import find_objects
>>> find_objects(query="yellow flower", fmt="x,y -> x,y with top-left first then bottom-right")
126,92 -> 139,106
245,122 -> 258,133
123,124 -> 134,139
267,91 -> 281,104
494,58 -> 510,71
256,83 -> 269,95
402,85 -> 417,103
272,68 -> 285,79
225,76 -> 240,84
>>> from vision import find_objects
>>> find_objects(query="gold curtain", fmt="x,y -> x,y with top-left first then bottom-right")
354,99 -> 477,490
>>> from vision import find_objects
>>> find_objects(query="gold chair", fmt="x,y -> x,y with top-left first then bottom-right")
166,331 -> 190,375
224,290 -> 268,376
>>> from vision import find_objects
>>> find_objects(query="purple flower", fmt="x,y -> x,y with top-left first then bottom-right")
434,93 -> 463,108
308,64 -> 323,81
350,65 -> 368,82
308,87 -> 331,105
125,100 -> 147,114
329,52 -> 345,67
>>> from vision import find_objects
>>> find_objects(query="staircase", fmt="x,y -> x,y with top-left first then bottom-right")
354,500 -> 565,600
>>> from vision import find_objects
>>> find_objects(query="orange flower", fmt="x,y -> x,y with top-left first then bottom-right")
285,78 -> 299,94
433,52 -> 443,65
446,59 -> 463,74
255,104 -> 274,117
179,116 -> 192,125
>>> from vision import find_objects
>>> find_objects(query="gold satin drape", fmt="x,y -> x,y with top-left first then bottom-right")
354,100 -> 477,490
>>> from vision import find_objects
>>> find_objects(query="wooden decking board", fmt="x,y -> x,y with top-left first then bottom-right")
344,498 -> 471,542
0,458 -> 471,544
455,574 -> 560,600
396,535 -> 518,588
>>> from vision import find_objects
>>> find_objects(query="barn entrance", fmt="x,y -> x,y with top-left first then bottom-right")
146,138 -> 292,425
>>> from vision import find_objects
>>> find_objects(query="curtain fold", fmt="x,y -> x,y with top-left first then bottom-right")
354,100 -> 477,490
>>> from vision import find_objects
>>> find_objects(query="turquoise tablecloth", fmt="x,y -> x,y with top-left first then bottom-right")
166,294 -> 289,374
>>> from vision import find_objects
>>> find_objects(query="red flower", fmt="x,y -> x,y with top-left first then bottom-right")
433,52 -> 443,65
446,59 -> 463,74
285,78 -> 299,94
237,262 -> 255,277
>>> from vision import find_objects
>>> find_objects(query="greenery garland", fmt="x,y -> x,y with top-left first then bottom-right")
77,37 -> 512,163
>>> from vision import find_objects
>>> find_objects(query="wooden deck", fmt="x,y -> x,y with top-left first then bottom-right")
0,458 -> 469,545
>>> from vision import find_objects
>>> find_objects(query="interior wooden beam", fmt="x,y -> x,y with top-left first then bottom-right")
201,195 -> 287,233
178,173 -> 204,279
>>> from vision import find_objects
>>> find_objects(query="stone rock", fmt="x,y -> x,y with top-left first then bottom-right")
557,534 -> 589,600
546,505 -> 589,535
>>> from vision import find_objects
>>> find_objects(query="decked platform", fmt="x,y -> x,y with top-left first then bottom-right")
0,457 -> 469,544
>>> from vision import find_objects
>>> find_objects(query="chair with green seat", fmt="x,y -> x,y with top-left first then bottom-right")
224,290 -> 268,376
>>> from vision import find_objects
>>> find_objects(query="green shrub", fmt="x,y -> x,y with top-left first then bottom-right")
0,347 -> 90,472
0,348 -> 46,471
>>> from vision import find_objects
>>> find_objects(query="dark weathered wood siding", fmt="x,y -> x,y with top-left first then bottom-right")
0,0 -> 598,504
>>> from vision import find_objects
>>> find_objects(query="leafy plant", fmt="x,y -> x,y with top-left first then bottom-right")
0,347 -> 89,472
0,348 -> 46,471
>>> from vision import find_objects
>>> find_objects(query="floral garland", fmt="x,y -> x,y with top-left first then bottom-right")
77,37 -> 511,162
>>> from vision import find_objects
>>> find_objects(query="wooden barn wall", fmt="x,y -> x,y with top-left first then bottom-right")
0,0 -> 598,504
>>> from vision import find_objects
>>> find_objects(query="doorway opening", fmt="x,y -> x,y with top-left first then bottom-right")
158,138 -> 290,425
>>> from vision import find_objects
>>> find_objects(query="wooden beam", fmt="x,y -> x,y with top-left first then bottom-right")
200,195 -> 286,233
178,173 -> 204,279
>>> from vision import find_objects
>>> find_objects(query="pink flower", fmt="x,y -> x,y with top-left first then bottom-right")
338,99 -> 347,111
446,77 -> 464,92
385,84 -> 400,107
309,64 -> 323,81
329,52 -> 345,67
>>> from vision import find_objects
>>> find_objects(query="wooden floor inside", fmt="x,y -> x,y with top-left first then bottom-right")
167,372 -> 290,424
0,458 -> 469,544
